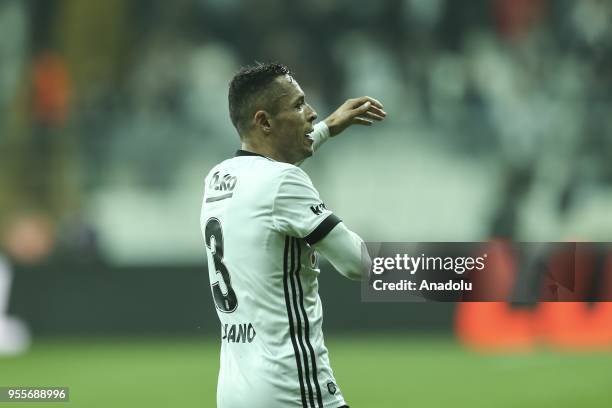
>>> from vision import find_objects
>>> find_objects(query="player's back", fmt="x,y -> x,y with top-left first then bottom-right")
201,151 -> 346,408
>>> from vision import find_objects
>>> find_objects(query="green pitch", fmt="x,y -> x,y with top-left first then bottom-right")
1,335 -> 611,407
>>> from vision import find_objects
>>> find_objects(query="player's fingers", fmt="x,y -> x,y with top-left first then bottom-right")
364,110 -> 385,121
352,101 -> 372,115
368,105 -> 387,118
365,96 -> 384,109
351,96 -> 384,109
352,117 -> 373,126
350,101 -> 387,121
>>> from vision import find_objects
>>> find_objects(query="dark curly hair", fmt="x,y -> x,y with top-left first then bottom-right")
228,62 -> 292,137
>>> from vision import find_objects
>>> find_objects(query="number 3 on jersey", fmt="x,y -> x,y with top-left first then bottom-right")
205,218 -> 238,313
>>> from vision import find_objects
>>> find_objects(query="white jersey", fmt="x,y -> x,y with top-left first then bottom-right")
200,144 -> 347,407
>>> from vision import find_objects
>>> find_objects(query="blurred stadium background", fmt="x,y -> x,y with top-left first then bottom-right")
1,0 -> 611,407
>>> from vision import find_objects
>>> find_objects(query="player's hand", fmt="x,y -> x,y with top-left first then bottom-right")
324,96 -> 386,137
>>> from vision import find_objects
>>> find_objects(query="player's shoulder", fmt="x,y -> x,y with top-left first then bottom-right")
277,164 -> 313,187
245,160 -> 313,192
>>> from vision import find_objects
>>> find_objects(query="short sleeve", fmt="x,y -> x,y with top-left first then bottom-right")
273,167 -> 341,245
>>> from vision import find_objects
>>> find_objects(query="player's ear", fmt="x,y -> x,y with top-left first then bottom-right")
254,110 -> 272,134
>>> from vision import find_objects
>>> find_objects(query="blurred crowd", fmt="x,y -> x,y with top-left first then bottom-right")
1,0 -> 611,265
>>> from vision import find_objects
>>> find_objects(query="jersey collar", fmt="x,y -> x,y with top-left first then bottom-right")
235,150 -> 274,161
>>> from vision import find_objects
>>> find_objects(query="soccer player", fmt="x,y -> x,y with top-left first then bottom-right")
200,62 -> 386,408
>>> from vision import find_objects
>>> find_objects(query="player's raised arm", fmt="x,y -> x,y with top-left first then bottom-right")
297,96 -> 383,275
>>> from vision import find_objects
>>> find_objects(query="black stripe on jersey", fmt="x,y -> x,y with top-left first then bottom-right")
304,214 -> 342,245
293,238 -> 324,407
289,238 -> 316,408
283,237 -> 308,407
